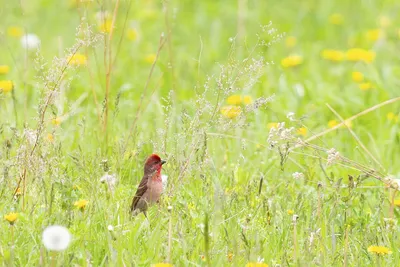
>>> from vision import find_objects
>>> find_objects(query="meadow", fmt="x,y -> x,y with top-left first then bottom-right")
1,0 -> 400,266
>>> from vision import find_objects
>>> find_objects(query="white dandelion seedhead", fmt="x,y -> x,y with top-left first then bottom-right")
21,33 -> 41,50
42,225 -> 71,251
100,172 -> 117,193
161,174 -> 168,190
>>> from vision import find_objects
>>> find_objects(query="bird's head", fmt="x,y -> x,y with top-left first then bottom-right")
144,154 -> 166,175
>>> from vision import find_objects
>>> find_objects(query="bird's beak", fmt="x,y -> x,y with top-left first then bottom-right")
161,160 -> 167,165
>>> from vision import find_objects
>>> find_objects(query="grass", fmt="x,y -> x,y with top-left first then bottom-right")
1,0 -> 400,266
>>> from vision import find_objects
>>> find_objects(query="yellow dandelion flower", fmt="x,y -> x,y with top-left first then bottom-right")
220,106 -> 241,119
52,117 -> 62,126
359,82 -> 372,91
329,13 -> 344,25
126,28 -> 138,41
394,199 -> 400,207
246,263 -> 268,267
281,55 -> 303,68
151,264 -> 173,267
297,127 -> 307,136
387,112 -> 399,122
4,213 -> 18,225
99,18 -> 113,33
74,199 -> 88,210
267,122 -> 278,129
321,49 -> 345,62
366,29 -> 384,41
243,95 -> 253,105
287,209 -> 294,215
0,80 -> 13,93
285,36 -> 297,48
7,26 -> 24,38
68,54 -> 87,66
328,120 -> 338,128
227,95 -> 242,105
227,252 -> 234,262
144,54 -> 157,64
200,255 -> 206,262
367,246 -> 392,255
47,133 -> 54,142
0,65 -> 10,75
351,71 -> 364,82
346,48 -> 375,63
379,16 -> 391,28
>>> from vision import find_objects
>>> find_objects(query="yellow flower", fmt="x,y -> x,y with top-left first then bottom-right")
246,263 -> 268,267
297,127 -> 307,136
47,133 -> 54,142
4,213 -> 18,224
0,65 -> 10,75
359,82 -> 372,91
285,36 -> 297,48
346,48 -> 375,63
51,117 -> 62,126
74,199 -> 88,210
0,80 -> 13,93
14,187 -> 22,196
267,122 -> 278,129
126,28 -> 138,41
287,209 -> 294,215
366,29 -> 384,41
200,255 -> 206,262
394,199 -> 400,207
387,112 -> 399,122
151,264 -> 173,267
379,16 -> 391,28
329,13 -> 344,25
227,95 -> 242,105
351,71 -> 364,82
243,95 -> 253,105
328,120 -> 338,128
68,54 -> 87,66
144,54 -> 157,64
367,246 -> 392,255
220,106 -> 241,119
7,26 -> 24,38
321,49 -> 345,62
99,18 -> 113,33
281,55 -> 303,68
227,252 -> 234,262
226,95 -> 253,105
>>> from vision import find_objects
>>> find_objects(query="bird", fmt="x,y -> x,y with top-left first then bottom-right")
130,154 -> 166,217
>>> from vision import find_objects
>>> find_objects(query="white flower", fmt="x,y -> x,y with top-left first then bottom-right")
286,112 -> 295,121
327,148 -> 340,166
292,172 -> 304,179
100,172 -> 117,193
162,174 -> 168,190
107,225 -> 114,231
42,225 -> 71,251
21,33 -> 41,50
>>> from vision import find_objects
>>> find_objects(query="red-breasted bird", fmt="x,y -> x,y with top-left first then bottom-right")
130,154 -> 166,217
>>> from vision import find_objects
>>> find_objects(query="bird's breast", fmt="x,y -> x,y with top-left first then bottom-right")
144,179 -> 163,203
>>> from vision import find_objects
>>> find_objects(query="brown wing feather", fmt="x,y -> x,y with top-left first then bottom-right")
130,175 -> 148,212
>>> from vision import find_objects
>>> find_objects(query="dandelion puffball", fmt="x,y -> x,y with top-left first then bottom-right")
21,33 -> 41,50
161,174 -> 168,190
42,225 -> 71,251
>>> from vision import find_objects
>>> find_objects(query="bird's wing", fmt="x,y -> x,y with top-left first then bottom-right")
130,175 -> 148,212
